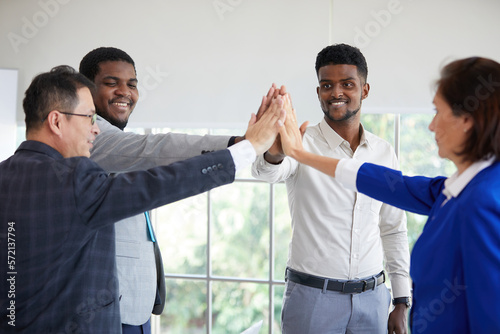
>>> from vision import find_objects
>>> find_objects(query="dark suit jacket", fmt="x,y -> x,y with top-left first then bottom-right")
0,141 -> 235,333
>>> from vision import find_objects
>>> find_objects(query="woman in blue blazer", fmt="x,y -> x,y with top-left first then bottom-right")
278,57 -> 500,333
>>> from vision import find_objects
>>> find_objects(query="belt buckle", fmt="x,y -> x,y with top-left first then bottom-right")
361,280 -> 368,292
343,280 -> 366,294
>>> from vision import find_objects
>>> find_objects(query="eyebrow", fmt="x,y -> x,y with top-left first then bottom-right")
103,75 -> 138,83
319,77 -> 357,83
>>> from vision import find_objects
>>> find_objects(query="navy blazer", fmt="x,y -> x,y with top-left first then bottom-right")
0,141 -> 235,333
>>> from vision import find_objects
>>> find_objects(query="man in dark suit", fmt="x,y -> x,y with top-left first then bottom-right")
0,65 -> 284,333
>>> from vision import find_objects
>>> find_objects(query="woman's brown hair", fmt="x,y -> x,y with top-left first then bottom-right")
437,57 -> 500,162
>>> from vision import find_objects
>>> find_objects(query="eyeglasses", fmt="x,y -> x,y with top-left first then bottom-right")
57,111 -> 97,125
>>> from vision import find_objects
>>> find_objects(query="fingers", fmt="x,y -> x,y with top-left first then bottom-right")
247,112 -> 257,127
270,84 -> 287,99
277,109 -> 286,128
256,96 -> 269,119
267,83 -> 277,100
257,83 -> 282,119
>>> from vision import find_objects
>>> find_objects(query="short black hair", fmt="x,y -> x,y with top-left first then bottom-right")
315,44 -> 368,83
23,65 -> 95,132
79,47 -> 136,82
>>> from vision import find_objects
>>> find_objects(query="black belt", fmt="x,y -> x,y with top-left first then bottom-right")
286,268 -> 385,294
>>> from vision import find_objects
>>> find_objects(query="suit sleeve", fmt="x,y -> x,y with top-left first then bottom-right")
90,116 -> 231,172
460,186 -> 500,332
75,150 -> 235,229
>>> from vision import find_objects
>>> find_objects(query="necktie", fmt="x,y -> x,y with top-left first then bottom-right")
144,211 -> 156,242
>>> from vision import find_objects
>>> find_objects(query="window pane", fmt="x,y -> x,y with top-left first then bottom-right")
155,193 -> 208,275
211,182 -> 270,279
212,282 -> 269,334
274,183 -> 291,281
399,114 -> 455,250
160,279 -> 206,333
361,113 -> 395,146
400,114 -> 455,177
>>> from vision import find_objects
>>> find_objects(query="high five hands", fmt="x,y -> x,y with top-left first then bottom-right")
245,83 -> 308,159
278,94 -> 308,159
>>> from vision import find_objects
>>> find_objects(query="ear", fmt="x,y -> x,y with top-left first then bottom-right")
361,82 -> 370,100
316,86 -> 320,99
45,110 -> 64,137
462,113 -> 474,132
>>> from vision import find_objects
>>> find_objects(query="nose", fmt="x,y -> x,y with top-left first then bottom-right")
92,121 -> 101,136
332,85 -> 343,98
428,114 -> 436,132
115,82 -> 131,98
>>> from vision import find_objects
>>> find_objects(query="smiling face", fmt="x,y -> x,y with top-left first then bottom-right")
316,64 -> 369,127
60,87 -> 100,158
92,60 -> 138,130
429,90 -> 473,169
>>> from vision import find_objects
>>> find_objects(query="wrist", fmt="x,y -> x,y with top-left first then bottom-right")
393,297 -> 411,309
264,151 -> 285,164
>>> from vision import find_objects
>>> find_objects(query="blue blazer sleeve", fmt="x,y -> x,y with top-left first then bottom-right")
356,163 -> 447,216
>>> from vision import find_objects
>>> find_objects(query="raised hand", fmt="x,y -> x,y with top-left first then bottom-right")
279,97 -> 308,159
245,96 -> 286,155
256,83 -> 288,120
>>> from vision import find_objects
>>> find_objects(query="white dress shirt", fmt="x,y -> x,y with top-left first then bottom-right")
252,119 -> 411,298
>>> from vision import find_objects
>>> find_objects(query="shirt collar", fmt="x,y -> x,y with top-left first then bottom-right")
16,140 -> 64,160
319,118 -> 371,152
442,156 -> 495,200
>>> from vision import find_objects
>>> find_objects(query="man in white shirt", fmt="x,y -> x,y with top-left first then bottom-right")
252,44 -> 411,334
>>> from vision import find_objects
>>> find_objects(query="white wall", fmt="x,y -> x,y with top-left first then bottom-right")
1,0 -> 499,129
0,68 -> 18,161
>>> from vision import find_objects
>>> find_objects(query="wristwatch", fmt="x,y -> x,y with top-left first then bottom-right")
393,297 -> 411,308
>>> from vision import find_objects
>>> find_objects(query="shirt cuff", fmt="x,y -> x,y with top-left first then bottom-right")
390,275 -> 412,299
228,140 -> 256,172
336,158 -> 365,192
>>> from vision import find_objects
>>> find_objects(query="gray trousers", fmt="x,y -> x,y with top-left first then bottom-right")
281,280 -> 391,334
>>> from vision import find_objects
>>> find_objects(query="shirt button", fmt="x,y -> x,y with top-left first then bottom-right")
218,163 -> 223,169
207,167 -> 212,172
202,168 -> 207,174
212,165 -> 218,170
